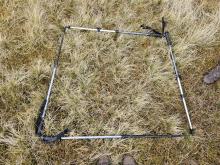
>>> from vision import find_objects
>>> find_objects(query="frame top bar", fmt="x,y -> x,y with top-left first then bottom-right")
67,26 -> 162,38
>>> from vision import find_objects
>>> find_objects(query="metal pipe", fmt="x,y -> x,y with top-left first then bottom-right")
62,135 -> 122,140
61,134 -> 183,140
164,32 -> 193,131
41,29 -> 66,118
68,26 -> 161,37
42,66 -> 57,118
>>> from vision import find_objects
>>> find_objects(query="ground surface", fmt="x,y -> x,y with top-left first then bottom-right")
0,0 -> 220,164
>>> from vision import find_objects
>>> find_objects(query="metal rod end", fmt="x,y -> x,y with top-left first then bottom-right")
189,128 -> 196,135
41,128 -> 70,143
64,26 -> 71,32
164,32 -> 172,46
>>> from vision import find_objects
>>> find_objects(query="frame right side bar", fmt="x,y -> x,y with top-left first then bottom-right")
164,31 -> 195,134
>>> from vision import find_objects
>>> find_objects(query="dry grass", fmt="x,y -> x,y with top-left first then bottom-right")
0,0 -> 220,164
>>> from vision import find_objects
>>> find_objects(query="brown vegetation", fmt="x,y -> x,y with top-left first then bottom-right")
0,0 -> 220,164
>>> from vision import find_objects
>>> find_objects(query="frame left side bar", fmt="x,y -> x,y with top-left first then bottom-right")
35,26 -> 70,143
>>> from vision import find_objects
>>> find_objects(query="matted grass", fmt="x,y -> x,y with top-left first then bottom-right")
0,0 -> 220,164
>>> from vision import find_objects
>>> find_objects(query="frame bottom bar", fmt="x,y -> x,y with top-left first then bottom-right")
61,134 -> 184,140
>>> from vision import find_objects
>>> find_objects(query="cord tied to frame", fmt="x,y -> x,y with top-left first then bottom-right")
115,29 -> 119,33
97,27 -> 101,32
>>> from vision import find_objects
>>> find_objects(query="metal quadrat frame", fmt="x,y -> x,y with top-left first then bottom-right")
36,18 -> 195,143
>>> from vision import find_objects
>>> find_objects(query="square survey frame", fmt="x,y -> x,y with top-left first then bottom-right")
35,19 -> 194,143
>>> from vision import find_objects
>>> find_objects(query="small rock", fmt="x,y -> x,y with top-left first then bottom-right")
204,64 -> 220,84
